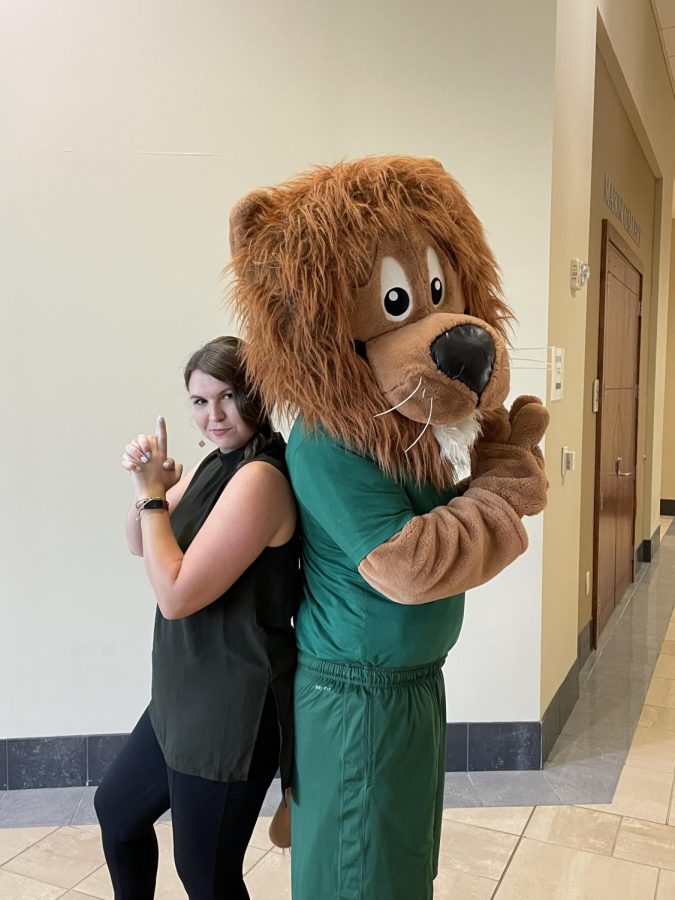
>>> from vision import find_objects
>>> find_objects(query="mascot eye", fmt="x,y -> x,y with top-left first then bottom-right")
427,246 -> 445,307
380,256 -> 414,322
384,287 -> 410,317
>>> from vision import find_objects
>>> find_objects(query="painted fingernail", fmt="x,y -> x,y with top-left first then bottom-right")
136,466 -> 142,472
146,451 -> 152,459
140,456 -> 148,463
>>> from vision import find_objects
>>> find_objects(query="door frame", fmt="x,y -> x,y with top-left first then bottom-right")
592,219 -> 643,648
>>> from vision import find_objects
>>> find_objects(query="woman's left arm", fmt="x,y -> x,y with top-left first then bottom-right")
138,455 -> 295,620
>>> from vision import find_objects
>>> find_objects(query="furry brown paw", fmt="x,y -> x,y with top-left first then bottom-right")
470,396 -> 549,517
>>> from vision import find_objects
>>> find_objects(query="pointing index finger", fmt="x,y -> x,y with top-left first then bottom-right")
156,415 -> 168,458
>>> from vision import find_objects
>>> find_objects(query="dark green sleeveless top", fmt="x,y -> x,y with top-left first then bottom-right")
149,436 -> 300,785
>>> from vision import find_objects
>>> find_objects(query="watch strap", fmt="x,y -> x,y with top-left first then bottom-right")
135,497 -> 169,519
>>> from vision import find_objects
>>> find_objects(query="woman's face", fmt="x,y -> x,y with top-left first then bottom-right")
188,369 -> 256,453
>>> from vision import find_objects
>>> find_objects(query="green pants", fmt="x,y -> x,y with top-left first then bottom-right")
291,653 -> 447,900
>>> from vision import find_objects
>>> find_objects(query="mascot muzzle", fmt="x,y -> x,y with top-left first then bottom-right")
364,313 -> 509,427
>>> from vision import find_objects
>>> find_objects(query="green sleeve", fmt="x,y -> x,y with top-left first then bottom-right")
288,430 -> 415,566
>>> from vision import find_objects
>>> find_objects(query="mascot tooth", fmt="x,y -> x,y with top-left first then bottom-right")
229,155 -> 549,900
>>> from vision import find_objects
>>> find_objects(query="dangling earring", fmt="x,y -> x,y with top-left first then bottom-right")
190,417 -> 206,448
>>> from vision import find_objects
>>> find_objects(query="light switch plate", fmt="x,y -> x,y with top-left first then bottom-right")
561,446 -> 575,479
550,346 -> 564,401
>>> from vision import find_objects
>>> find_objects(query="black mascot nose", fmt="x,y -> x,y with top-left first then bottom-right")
430,324 -> 496,396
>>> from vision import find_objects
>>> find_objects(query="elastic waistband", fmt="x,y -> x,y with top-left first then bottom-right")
297,651 -> 446,687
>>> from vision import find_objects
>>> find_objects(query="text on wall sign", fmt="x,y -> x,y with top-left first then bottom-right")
604,175 -> 641,247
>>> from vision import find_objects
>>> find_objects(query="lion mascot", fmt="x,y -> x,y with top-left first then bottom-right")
229,156 -> 548,900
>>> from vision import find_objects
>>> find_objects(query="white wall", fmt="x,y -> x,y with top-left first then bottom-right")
1,0 -> 557,737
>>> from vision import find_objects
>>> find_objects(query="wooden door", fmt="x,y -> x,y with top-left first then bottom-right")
593,220 -> 642,644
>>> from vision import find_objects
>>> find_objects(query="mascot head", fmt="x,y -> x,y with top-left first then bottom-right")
229,155 -> 512,489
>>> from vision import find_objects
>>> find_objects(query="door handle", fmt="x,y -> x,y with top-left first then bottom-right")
615,457 -> 633,478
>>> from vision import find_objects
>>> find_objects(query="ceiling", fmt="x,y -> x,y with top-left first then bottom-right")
653,0 -> 675,95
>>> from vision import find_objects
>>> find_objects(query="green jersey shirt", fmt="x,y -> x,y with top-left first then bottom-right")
286,417 -> 466,667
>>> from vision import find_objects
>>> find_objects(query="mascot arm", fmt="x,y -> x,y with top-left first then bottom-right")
358,488 -> 528,604
290,423 -> 544,605
360,397 -> 548,604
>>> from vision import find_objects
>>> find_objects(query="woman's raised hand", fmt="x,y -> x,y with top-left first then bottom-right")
122,416 -> 184,497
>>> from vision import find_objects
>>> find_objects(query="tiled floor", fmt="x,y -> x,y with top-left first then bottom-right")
1,518 -> 674,898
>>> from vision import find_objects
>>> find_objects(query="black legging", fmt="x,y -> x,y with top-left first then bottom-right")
94,695 -> 280,900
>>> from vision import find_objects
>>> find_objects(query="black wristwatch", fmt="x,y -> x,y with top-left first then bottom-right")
135,497 -> 169,520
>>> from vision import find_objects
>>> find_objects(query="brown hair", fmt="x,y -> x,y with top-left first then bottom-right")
183,335 -> 274,462
229,156 -> 513,488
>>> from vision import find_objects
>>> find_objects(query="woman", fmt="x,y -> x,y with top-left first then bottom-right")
95,336 -> 300,900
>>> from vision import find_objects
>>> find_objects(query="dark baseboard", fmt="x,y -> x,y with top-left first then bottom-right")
4,718 -> 545,789
577,620 -> 592,669
540,657 -> 580,765
447,680 -> 575,771
1,733 -> 127,791
445,721 -> 541,772
637,525 -> 661,563
661,499 -> 675,516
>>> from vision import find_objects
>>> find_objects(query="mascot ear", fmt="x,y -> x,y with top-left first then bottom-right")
229,189 -> 272,257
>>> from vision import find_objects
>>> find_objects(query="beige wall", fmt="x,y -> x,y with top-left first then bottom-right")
542,0 -> 675,715
595,0 -> 675,557
541,0 -> 598,719
661,230 -> 675,501
578,51 -> 656,631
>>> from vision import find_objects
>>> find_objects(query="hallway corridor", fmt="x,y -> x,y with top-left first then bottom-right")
1,520 -> 675,898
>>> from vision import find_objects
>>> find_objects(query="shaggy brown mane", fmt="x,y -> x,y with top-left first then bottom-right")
228,155 -> 512,489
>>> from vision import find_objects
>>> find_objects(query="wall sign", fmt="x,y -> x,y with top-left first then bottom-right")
604,175 -> 641,246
